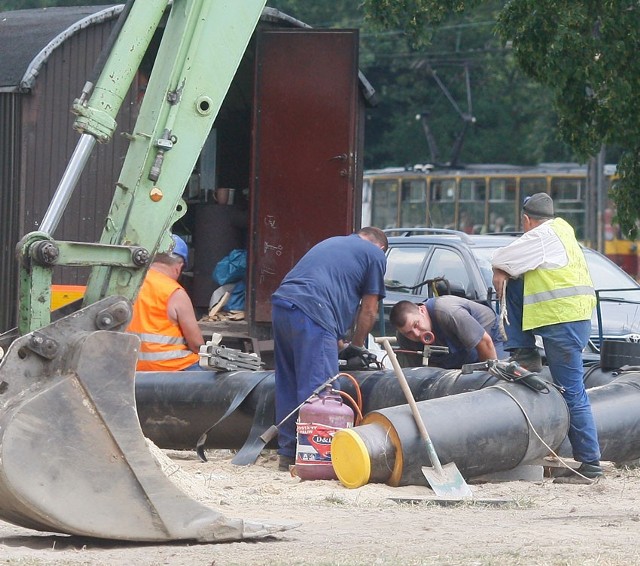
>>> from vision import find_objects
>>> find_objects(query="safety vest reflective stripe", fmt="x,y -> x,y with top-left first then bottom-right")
127,269 -> 199,371
130,332 -> 187,345
522,217 -> 596,330
138,350 -> 193,361
523,285 -> 596,305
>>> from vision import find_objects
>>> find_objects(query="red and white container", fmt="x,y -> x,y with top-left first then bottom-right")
295,388 -> 354,480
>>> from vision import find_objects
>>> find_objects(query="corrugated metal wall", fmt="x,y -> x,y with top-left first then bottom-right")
0,17 -> 140,331
21,18 -> 138,248
0,94 -> 21,330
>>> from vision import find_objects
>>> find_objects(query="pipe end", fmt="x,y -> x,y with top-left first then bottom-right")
331,428 -> 371,489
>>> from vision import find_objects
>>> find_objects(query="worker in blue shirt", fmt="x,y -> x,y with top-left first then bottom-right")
271,227 -> 387,471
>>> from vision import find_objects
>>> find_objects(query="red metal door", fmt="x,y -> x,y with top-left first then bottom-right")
249,29 -> 360,323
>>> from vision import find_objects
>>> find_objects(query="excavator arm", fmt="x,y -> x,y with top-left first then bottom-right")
19,0 -> 265,332
0,0 -> 295,542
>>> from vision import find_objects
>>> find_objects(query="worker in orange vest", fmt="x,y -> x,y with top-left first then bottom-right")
128,235 -> 204,371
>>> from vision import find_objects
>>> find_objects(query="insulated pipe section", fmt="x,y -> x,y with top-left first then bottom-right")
135,367 -> 500,450
332,382 -> 570,489
583,364 -> 628,389
137,368 -> 640,475
136,371 -> 275,450
556,370 -> 640,464
346,366 -> 501,414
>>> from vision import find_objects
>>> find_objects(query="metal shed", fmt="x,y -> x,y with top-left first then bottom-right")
0,4 -> 375,339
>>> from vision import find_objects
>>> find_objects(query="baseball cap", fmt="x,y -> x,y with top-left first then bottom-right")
522,193 -> 554,218
171,234 -> 189,263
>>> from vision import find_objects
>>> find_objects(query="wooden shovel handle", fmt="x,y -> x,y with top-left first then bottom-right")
375,336 -> 444,473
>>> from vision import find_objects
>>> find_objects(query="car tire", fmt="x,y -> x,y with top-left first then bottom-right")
600,340 -> 640,370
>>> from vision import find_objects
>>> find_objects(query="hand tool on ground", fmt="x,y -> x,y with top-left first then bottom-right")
375,336 -> 473,499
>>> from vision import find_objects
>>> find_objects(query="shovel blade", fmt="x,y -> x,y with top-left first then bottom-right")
231,434 -> 268,466
422,462 -> 473,499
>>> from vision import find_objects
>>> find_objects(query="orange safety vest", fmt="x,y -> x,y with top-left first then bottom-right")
128,269 -> 200,371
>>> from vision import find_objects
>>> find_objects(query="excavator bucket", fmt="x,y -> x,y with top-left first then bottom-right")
0,297 -> 293,541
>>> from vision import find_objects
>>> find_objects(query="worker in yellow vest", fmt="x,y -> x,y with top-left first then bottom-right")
491,193 -> 602,482
129,235 -> 204,371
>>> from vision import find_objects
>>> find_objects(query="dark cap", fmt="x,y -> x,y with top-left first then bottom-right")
522,193 -> 554,218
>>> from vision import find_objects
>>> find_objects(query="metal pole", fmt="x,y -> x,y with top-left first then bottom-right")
596,146 -> 606,254
39,134 -> 96,235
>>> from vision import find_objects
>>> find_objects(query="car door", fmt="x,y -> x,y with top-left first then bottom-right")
421,246 -> 475,300
384,244 -> 434,304
377,244 -> 434,335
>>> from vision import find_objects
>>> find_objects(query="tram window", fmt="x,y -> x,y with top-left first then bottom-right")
459,179 -> 486,234
401,179 -> 426,203
459,178 -> 486,202
429,179 -> 456,228
520,178 -> 547,199
431,178 -> 456,201
489,178 -> 516,201
384,246 -> 430,295
400,179 -> 427,227
552,179 -> 585,238
372,180 -> 399,229
489,178 -> 517,233
551,178 -> 582,201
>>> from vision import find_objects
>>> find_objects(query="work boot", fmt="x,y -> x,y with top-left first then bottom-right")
576,462 -> 604,479
553,461 -> 604,484
278,455 -> 295,472
508,348 -> 543,373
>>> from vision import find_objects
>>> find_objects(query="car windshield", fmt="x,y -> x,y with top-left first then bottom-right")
582,249 -> 640,299
471,246 -> 499,289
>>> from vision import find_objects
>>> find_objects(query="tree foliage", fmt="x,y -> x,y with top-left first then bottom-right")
271,0 -> 576,169
363,0 -> 640,236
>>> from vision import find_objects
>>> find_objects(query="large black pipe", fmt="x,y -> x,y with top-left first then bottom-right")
135,367 -> 500,450
136,371 -> 274,450
583,364 -> 622,389
135,367 -> 640,472
556,371 -> 640,464
331,381 -> 570,487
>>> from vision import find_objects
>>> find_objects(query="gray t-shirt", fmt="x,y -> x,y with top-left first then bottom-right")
428,295 -> 496,351
396,295 -> 501,369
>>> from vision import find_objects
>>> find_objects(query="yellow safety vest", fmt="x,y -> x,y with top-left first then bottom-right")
128,269 -> 200,371
522,218 -> 596,331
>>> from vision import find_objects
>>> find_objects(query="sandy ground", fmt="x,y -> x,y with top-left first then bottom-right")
0,448 -> 639,566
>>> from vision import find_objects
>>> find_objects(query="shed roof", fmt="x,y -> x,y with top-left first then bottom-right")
0,5 -> 120,92
0,4 -> 376,103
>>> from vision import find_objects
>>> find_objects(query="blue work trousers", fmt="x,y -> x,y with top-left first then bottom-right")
272,297 -> 339,459
505,279 -> 601,463
182,361 -> 207,371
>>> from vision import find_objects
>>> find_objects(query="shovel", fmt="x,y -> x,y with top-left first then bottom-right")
375,337 -> 473,499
